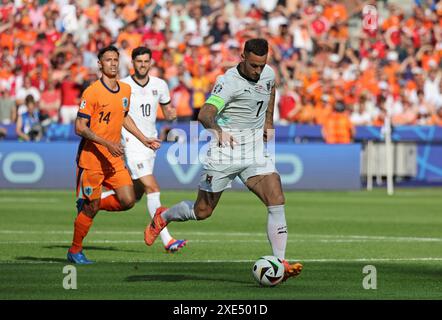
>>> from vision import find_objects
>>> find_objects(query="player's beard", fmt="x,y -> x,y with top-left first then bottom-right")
135,68 -> 149,79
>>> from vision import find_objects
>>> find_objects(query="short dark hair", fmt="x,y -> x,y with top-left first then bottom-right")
132,46 -> 152,60
97,45 -> 119,60
25,94 -> 35,104
244,38 -> 268,56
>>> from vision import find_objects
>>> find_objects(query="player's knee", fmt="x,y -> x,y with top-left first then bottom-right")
194,204 -> 213,220
266,193 -> 285,206
121,202 -> 135,211
120,197 -> 136,210
273,193 -> 285,206
146,186 -> 160,194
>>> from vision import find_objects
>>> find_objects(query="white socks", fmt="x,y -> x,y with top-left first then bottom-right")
267,205 -> 288,260
161,201 -> 197,222
147,192 -> 172,245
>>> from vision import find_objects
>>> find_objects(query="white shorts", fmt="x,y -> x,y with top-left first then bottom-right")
124,152 -> 156,180
199,153 -> 277,193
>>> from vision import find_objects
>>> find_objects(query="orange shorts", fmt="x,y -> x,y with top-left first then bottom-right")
76,167 -> 133,201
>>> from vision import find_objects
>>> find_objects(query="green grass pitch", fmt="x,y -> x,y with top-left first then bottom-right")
0,188 -> 441,299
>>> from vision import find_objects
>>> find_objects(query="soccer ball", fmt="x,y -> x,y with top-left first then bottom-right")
252,256 -> 285,287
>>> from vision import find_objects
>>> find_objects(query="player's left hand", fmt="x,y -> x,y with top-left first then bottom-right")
144,137 -> 162,150
263,124 -> 274,142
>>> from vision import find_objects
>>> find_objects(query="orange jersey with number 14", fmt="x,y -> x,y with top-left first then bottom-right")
76,79 -> 131,171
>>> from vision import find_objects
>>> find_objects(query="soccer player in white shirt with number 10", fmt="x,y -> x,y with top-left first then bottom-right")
102,47 -> 187,253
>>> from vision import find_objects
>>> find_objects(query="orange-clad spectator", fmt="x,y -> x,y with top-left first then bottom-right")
15,17 -> 38,56
0,24 -> 14,53
121,0 -> 139,24
382,13 -> 401,31
429,107 -> 442,126
297,96 -> 316,124
323,1 -> 348,25
117,23 -> 142,52
156,105 -> 165,121
313,98 -> 332,126
83,0 -> 100,24
191,65 -> 211,121
421,51 -> 440,71
0,46 -> 14,86
328,23 -> 349,41
171,77 -> 193,122
304,70 -> 322,102
322,101 -> 354,144
383,51 -> 401,81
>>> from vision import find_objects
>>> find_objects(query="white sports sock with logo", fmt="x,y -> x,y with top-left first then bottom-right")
161,201 -> 197,222
147,192 -> 172,245
267,205 -> 288,260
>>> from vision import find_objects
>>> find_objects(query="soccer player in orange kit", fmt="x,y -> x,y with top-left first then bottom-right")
67,45 -> 161,264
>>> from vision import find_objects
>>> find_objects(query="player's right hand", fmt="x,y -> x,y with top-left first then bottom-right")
218,130 -> 238,149
106,141 -> 124,157
144,138 -> 162,151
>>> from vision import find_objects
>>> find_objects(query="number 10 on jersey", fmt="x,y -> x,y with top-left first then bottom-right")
140,103 -> 151,117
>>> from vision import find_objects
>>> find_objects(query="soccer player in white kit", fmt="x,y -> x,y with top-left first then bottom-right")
144,39 -> 302,281
103,47 -> 187,252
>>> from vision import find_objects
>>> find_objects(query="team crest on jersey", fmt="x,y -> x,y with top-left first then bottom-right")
266,81 -> 272,91
80,100 -> 86,109
213,83 -> 223,94
152,90 -> 158,96
122,97 -> 129,110
84,186 -> 93,197
137,163 -> 144,169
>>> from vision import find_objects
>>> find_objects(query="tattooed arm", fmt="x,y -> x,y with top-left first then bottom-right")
198,103 -> 237,148
264,85 -> 276,142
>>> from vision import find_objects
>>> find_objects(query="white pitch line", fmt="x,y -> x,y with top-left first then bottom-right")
1,237 -> 442,244
1,257 -> 442,265
1,230 -> 442,242
0,197 -> 61,203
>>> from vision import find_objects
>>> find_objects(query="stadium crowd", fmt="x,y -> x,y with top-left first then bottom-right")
1,0 -> 442,142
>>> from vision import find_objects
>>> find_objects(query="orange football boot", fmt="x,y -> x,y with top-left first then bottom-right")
144,207 -> 169,246
282,260 -> 303,281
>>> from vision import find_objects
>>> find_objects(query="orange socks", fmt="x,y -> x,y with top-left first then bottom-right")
99,194 -> 122,211
69,212 -> 93,254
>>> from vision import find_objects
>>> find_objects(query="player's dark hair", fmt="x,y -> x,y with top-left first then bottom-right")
244,38 -> 268,56
97,45 -> 120,60
132,46 -> 152,60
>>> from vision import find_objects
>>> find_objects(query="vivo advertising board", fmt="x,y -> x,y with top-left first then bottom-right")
0,142 -> 361,190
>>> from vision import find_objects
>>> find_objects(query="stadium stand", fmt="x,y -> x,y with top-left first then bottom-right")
0,0 -> 442,142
